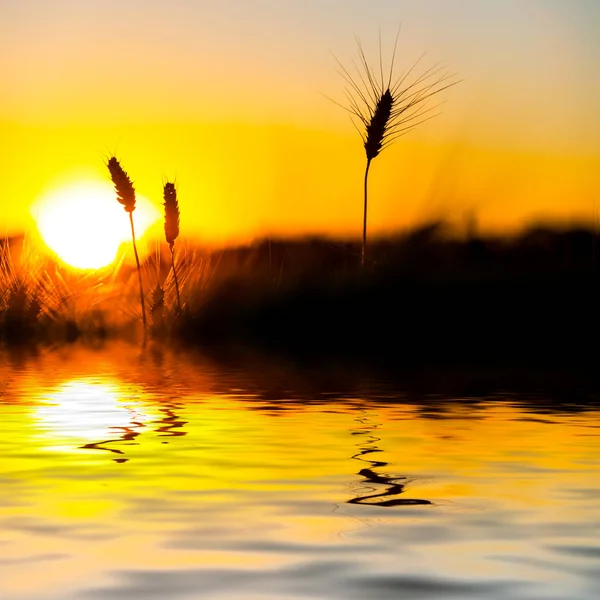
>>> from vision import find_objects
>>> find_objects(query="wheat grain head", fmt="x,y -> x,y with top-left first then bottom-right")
332,29 -> 460,161
107,157 -> 136,213
163,182 -> 180,247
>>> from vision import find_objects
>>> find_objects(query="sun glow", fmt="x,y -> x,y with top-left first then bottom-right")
35,379 -> 149,443
32,181 -> 160,269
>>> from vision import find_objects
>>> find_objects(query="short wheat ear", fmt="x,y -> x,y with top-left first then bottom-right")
107,156 -> 147,331
330,29 -> 460,267
163,182 -> 182,313
107,157 -> 136,213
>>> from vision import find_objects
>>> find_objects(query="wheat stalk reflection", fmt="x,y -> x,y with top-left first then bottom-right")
37,377 -> 427,504
349,409 -> 430,507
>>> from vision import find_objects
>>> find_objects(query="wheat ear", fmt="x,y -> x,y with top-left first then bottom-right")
107,156 -> 148,329
163,182 -> 182,313
331,28 -> 460,266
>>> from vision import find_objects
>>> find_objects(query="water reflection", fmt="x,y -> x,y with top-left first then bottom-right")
80,418 -> 145,463
349,410 -> 431,507
0,343 -> 599,600
155,403 -> 188,439
35,379 -> 146,442
34,378 -> 187,462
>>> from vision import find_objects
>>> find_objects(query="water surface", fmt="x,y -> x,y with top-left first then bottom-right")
0,343 -> 599,599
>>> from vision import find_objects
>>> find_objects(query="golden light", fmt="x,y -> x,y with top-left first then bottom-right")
32,181 -> 160,269
35,379 -> 149,444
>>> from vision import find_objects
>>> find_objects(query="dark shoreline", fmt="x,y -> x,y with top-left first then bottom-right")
1,224 -> 599,387
178,271 -> 599,368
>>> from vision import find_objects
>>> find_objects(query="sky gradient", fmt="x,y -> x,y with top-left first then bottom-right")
1,0 -> 599,242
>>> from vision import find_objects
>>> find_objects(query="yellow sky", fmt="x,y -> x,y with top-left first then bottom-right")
1,0 -> 599,242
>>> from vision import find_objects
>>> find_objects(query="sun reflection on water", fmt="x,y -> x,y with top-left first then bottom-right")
34,379 -> 148,446
0,346 -> 599,600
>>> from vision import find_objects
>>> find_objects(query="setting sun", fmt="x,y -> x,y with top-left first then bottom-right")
32,181 -> 160,269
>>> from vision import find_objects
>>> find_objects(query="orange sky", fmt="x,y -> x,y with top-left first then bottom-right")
1,0 -> 599,243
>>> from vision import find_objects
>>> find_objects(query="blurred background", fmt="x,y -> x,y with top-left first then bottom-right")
0,0 -> 599,245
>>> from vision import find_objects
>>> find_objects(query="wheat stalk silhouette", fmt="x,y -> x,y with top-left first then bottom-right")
163,182 -> 182,313
330,28 -> 460,266
107,156 -> 148,329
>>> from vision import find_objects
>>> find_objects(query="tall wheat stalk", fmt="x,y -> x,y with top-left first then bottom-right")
107,157 -> 148,329
331,29 -> 459,266
163,182 -> 182,313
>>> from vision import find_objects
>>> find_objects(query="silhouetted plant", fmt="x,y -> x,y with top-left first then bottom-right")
150,283 -> 166,335
163,182 -> 182,313
107,156 -> 147,329
331,29 -> 459,266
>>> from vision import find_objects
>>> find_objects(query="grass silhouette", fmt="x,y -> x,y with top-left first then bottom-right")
174,224 -> 599,368
0,223 -> 598,368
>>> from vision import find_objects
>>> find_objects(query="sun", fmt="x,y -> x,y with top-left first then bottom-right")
32,181 -> 160,269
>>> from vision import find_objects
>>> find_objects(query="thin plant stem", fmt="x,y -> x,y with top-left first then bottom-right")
170,243 -> 182,313
129,211 -> 147,329
362,158 -> 371,267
